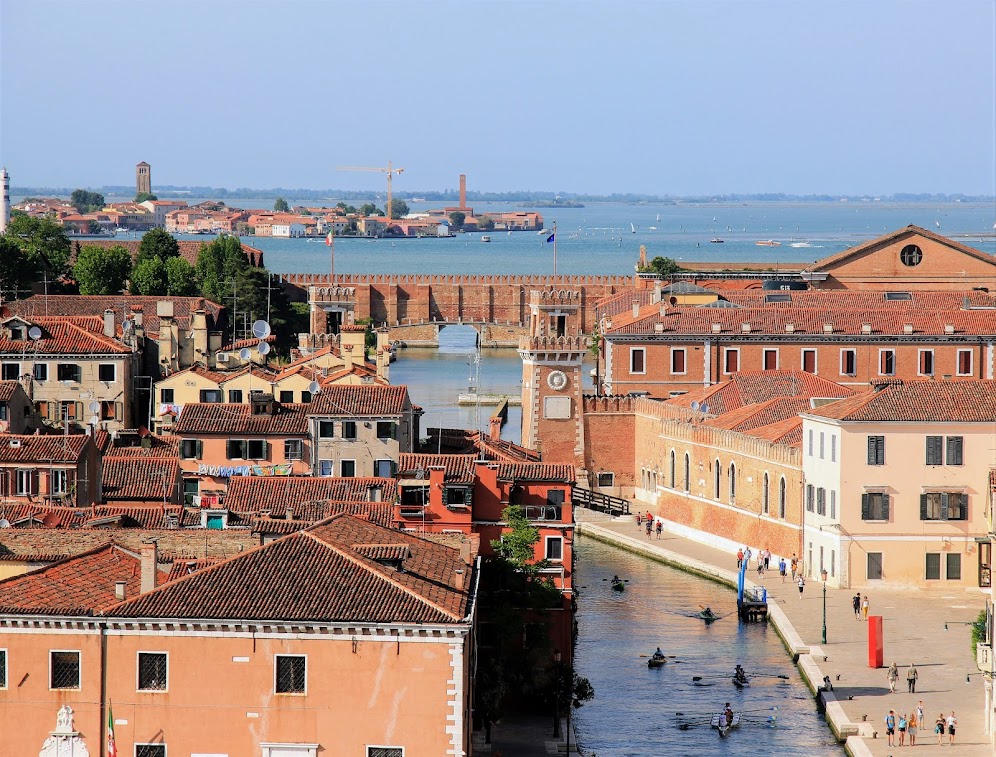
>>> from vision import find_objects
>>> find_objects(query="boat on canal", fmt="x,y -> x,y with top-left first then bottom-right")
711,711 -> 741,736
733,675 -> 750,688
755,239 -> 782,246
648,656 -> 666,668
611,577 -> 625,592
696,607 -> 718,621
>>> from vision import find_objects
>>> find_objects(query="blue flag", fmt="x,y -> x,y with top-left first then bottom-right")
546,233 -> 555,243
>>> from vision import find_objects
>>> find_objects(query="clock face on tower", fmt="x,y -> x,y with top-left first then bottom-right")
547,370 -> 568,391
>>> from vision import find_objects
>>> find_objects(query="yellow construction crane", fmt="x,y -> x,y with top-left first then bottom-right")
336,161 -> 405,220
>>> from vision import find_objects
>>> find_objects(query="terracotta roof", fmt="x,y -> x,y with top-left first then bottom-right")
158,363 -> 238,386
248,500 -> 395,528
109,514 -> 473,623
166,557 -> 221,582
224,476 -> 398,511
0,317 -> 133,355
101,455 -> 179,502
704,397 -> 814,433
493,462 -> 576,483
805,225 -> 996,271
0,543 -> 163,615
0,504 -> 87,529
804,379 -> 996,423
219,334 -> 276,352
104,436 -> 179,458
309,384 -> 410,416
174,403 -> 310,435
422,429 -> 541,462
0,528 -> 256,563
0,381 -> 19,402
84,505 -> 193,529
0,434 -> 90,463
743,416 -> 804,447
666,371 -> 854,416
399,454 -> 476,483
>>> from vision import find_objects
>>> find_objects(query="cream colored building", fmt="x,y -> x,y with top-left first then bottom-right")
801,380 -> 995,590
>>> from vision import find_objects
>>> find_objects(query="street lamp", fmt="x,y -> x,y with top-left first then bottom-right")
552,649 -> 562,739
821,569 -> 828,644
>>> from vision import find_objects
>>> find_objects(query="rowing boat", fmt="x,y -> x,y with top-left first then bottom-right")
611,580 -> 625,592
711,712 -> 741,736
697,610 -> 717,621
733,676 -> 750,688
648,656 -> 667,668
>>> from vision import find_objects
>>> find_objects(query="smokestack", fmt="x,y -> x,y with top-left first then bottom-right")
140,540 -> 158,593
0,167 -> 9,234
459,174 -> 467,210
103,308 -> 115,338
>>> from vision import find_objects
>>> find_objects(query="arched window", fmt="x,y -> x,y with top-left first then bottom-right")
669,450 -> 676,489
762,472 -> 770,515
714,459 -> 721,500
779,477 -> 787,519
683,453 -> 690,491
729,462 -> 737,503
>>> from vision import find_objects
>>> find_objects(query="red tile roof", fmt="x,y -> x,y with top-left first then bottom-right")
0,317 -> 133,355
804,379 -> 996,422
494,462 -> 576,483
84,505 -> 193,529
0,434 -> 90,463
704,397 -> 813,433
224,476 -> 398,511
109,514 -> 473,623
422,428 -> 541,462
666,371 -> 855,416
399,454 -> 476,483
166,557 -> 221,582
0,528 -> 256,563
309,384 -> 410,416
743,416 -> 804,447
0,504 -> 88,528
174,403 -> 310,435
248,500 -> 395,528
0,381 -> 19,402
101,455 -> 179,502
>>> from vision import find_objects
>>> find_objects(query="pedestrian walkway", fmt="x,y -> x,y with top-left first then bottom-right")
578,518 -> 992,756
480,713 -> 575,756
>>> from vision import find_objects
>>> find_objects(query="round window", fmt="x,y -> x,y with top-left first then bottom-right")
899,244 -> 923,267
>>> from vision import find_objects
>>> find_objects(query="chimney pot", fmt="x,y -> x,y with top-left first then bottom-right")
861,323 -> 872,334
103,308 -> 115,338
785,323 -> 795,333
114,581 -> 126,601
711,322 -> 722,333
285,506 -> 294,521
944,323 -> 955,334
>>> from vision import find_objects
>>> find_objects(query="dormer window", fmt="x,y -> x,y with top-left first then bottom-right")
9,327 -> 24,341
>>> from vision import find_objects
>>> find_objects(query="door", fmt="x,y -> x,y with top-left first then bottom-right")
867,552 -> 883,581
980,542 -> 992,588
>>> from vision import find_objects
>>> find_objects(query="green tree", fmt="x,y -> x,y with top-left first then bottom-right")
4,215 -> 72,281
638,255 -> 683,277
0,236 -> 39,299
448,211 -> 466,230
130,256 -> 168,295
195,235 -> 250,303
491,505 -> 545,575
335,202 -> 357,214
73,244 -> 132,295
134,192 -> 158,203
70,189 -> 105,213
165,257 -> 199,296
477,215 -> 495,231
389,198 -> 409,219
359,203 -> 383,217
136,228 -> 180,263
274,197 -> 290,212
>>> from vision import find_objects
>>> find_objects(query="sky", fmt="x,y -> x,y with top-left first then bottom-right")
1,0 -> 994,196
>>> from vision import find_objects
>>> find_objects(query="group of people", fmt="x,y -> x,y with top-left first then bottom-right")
851,592 -> 871,620
734,664 -> 748,685
636,511 -> 663,539
885,702 -> 957,747
735,547 -> 803,585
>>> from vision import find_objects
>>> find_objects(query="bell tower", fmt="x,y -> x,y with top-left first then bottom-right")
519,289 -> 588,466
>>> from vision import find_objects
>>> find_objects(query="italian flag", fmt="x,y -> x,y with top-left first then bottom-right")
107,704 -> 118,757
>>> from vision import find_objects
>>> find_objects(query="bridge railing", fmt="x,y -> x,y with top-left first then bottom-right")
572,487 -> 630,516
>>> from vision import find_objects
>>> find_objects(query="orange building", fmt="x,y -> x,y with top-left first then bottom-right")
0,514 -> 479,757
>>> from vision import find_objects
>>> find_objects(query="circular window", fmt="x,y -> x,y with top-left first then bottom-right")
899,244 -> 923,267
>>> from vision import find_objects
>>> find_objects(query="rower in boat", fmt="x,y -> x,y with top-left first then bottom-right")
699,606 -> 716,620
648,647 -> 667,668
724,703 -> 734,727
611,575 -> 625,592
733,665 -> 749,687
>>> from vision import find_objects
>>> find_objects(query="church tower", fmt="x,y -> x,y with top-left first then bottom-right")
0,167 -> 10,233
136,161 -> 151,197
519,289 -> 588,466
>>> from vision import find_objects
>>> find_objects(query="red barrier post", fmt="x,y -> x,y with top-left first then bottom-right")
867,615 -> 883,668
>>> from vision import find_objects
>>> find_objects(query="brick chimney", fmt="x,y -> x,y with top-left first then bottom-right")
488,415 -> 502,441
140,540 -> 158,593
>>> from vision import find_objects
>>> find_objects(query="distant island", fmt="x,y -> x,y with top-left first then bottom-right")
531,200 -> 585,208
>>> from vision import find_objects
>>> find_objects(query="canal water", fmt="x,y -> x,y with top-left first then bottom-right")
573,536 -> 840,756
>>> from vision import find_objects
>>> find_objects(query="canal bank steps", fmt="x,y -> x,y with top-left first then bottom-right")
576,520 -> 992,756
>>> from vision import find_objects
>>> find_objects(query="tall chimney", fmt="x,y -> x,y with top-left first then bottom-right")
376,328 -> 391,382
140,540 -> 158,593
192,309 -> 208,363
0,167 -> 10,234
459,174 -> 467,210
103,308 -> 116,338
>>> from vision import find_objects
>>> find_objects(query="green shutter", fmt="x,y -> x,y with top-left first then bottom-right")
196,440 -> 203,459
867,437 -> 876,464
861,493 -> 870,519
881,493 -> 890,521
920,493 -> 928,520
946,437 -> 963,466
441,487 -> 449,506
940,492 -> 949,520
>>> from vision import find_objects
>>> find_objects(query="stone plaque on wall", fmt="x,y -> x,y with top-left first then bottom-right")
543,396 -> 572,419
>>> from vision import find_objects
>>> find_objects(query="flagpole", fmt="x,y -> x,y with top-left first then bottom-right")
329,228 -> 335,279
552,220 -> 558,278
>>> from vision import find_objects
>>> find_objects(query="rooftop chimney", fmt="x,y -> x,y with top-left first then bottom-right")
285,506 -> 294,521
653,280 -> 662,304
861,323 -> 872,334
903,323 -> 914,334
944,323 -> 955,334
140,540 -> 158,593
103,309 -> 115,338
114,581 -> 126,601
632,300 -> 640,318
711,322 -> 722,333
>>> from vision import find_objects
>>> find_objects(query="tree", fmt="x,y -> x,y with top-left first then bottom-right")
130,256 -> 168,295
359,203 -> 383,217
70,189 -> 105,213
136,228 -> 180,263
135,192 -> 158,203
491,505 -> 545,575
389,198 -> 409,219
165,257 -> 199,296
273,197 -> 289,212
73,244 -> 132,295
448,211 -> 466,230
336,202 -> 357,214
195,235 -> 250,303
0,236 -> 39,299
4,215 -> 72,282
477,215 -> 495,231
639,255 -> 683,277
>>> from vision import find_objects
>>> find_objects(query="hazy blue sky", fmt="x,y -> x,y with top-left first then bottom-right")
2,0 -> 994,195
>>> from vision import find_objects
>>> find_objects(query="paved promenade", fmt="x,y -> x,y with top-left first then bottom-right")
578,517 -> 992,756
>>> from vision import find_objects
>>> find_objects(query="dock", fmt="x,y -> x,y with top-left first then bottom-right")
456,393 -> 521,406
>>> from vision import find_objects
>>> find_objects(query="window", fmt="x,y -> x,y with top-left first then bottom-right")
918,349 -> 934,376
33,363 -> 48,381
61,400 -> 80,421
861,492 -> 890,521
925,553 -> 941,580
840,349 -> 856,376
100,401 -> 119,421
596,471 -> 614,487
669,450 -> 676,488
808,429 -> 814,456
275,655 -> 306,694
867,552 -> 883,581
806,484 -> 814,512
926,436 -> 943,465
921,492 -> 967,521
57,363 -> 82,382
160,387 -> 173,404
946,553 -> 962,581
956,349 -> 973,376
15,469 -> 34,495
98,364 -> 116,382
137,652 -> 167,691
683,454 -> 690,491
182,478 -> 198,505
318,460 -> 333,476
135,746 -> 166,757
225,440 -> 246,459
367,749 -> 403,757
899,244 -> 923,266
318,420 -> 335,438
247,439 -> 267,460
376,421 -> 395,440
179,439 -> 201,459
50,651 -> 80,689
445,486 -> 470,507
728,463 -> 736,503
779,477 -> 786,518
51,470 -> 69,496
713,460 -> 721,499
0,649 -> 6,689
342,421 -> 357,440
723,348 -> 739,373
830,490 -> 836,519
762,348 -> 778,370
374,459 -> 395,478
199,389 -> 222,403
830,435 -> 836,462
866,436 -> 885,465
301,390 -> 312,403
831,550 -> 836,578
341,460 -> 356,477
801,349 -> 817,373
279,390 -> 294,403
228,389 -> 243,403
946,436 -> 963,465
545,536 -> 564,561
819,432 -> 825,459
878,349 -> 895,376
762,473 -> 769,515
816,487 -> 826,516
284,439 -> 303,460
630,347 -> 646,374
671,348 -> 686,374
1,362 -> 19,380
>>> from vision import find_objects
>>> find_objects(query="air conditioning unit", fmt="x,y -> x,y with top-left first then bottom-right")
217,352 -> 230,363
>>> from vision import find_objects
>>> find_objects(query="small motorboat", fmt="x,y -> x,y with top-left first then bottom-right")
755,239 -> 782,247
711,712 -> 741,736
648,656 -> 667,668
611,578 -> 625,592
709,238 -> 724,243
481,235 -> 491,243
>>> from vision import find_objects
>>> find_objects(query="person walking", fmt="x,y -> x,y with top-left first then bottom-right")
636,512 -> 642,528
907,708 -> 918,746
645,518 -> 652,539
737,548 -> 744,569
756,559 -> 764,578
946,711 -> 957,745
778,557 -> 787,582
897,712 -> 907,746
906,662 -> 918,693
852,593 -> 861,619
744,546 -> 753,567
916,701 -> 925,731
763,548 -> 771,570
935,713 -> 946,745
884,710 -> 896,747
861,595 -> 870,621
790,554 -> 798,581
797,574 -> 805,597
887,662 -> 899,693
655,520 -> 663,539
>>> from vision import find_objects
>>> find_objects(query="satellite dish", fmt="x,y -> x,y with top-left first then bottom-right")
88,401 -> 100,414
239,348 -> 252,360
28,326 -> 42,340
258,341 -> 271,356
122,319 -> 133,333
690,401 -> 700,410
700,403 -> 710,414
307,380 -> 321,395
0,519 -> 11,529
88,415 -> 100,426
252,320 -> 271,339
